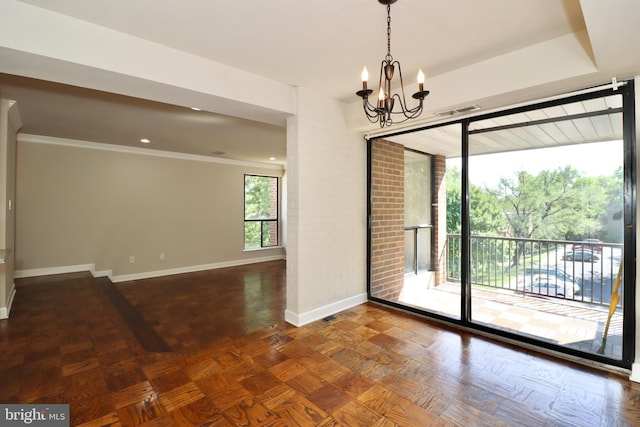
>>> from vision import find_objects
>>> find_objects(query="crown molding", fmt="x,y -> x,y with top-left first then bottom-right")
18,134 -> 284,170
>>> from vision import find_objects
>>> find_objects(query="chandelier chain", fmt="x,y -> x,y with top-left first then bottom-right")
386,5 -> 392,61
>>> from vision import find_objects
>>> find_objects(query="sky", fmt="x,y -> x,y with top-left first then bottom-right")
447,140 -> 623,188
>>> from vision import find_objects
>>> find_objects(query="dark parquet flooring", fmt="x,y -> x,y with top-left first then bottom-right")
1,260 -> 640,426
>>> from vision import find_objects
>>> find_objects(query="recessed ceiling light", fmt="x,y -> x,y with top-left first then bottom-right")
191,107 -> 202,111
140,138 -> 151,144
269,157 -> 277,161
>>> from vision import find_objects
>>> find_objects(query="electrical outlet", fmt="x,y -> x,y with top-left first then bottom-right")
129,256 -> 135,264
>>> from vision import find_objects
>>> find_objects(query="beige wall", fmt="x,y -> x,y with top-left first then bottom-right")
15,137 -> 284,280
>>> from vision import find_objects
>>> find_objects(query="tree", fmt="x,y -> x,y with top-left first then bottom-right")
490,166 -> 618,265
446,166 -> 462,234
470,185 -> 505,235
493,166 -> 582,240
445,166 -> 505,235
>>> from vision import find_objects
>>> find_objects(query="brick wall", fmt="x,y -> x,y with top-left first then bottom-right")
268,178 -> 278,245
370,139 -> 405,300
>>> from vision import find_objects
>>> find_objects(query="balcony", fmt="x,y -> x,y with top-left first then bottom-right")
398,235 -> 624,359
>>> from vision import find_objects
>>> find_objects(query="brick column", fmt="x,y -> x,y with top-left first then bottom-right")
370,139 -> 405,300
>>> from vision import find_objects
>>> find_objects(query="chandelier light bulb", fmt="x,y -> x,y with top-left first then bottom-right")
417,69 -> 425,91
362,67 -> 369,90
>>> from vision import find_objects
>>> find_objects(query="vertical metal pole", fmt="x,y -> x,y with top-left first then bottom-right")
366,138 -> 373,299
622,80 -> 636,365
461,120 -> 471,321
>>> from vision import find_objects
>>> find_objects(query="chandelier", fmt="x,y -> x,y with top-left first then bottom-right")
356,0 -> 429,128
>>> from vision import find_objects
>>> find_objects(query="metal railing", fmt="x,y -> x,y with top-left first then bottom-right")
446,234 -> 624,309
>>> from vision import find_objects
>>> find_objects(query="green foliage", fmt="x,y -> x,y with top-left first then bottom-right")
445,163 -> 623,268
493,166 -> 580,240
445,166 -> 505,235
244,175 -> 278,249
446,167 -> 462,233
244,175 -> 276,220
490,166 -> 621,242
470,186 -> 505,235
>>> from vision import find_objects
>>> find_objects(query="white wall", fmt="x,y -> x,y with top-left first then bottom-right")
630,75 -> 640,382
285,87 -> 367,325
15,136 -> 285,282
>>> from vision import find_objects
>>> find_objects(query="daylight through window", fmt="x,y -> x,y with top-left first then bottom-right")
244,175 -> 279,249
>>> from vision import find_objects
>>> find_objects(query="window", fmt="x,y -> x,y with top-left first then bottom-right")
244,175 -> 279,249
404,149 -> 434,274
368,81 -> 636,368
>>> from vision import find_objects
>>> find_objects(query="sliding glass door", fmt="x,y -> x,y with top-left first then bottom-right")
368,82 -> 635,368
468,92 -> 628,360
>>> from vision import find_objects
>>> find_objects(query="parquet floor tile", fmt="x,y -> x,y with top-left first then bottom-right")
2,261 -> 640,425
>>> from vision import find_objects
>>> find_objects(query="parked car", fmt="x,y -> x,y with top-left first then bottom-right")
515,267 -> 580,294
524,275 -> 575,299
563,249 -> 600,262
572,238 -> 602,253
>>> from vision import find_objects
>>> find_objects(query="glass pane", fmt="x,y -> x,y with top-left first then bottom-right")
417,227 -> 431,272
370,124 -> 461,320
245,175 -> 278,220
404,230 -> 415,274
468,94 -> 624,361
244,222 -> 261,249
261,220 -> 278,247
404,150 -> 431,227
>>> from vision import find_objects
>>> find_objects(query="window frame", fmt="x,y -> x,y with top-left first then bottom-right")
243,174 -> 279,249
366,80 -> 636,369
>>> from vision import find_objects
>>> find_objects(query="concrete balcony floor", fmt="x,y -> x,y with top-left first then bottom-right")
398,274 -> 623,360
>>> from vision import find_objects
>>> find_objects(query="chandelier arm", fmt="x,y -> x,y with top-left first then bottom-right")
392,60 -> 413,107
362,99 -> 383,122
389,93 -> 423,119
377,59 -> 387,99
364,96 -> 383,115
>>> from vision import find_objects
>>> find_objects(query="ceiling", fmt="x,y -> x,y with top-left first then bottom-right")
1,0 -> 639,165
390,93 -> 623,158
0,73 -> 287,165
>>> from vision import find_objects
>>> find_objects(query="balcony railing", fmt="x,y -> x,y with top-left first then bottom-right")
446,234 -> 623,309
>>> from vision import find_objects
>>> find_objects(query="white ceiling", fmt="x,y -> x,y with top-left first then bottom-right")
391,94 -> 624,158
0,73 -> 287,164
14,0 -> 588,101
1,0 -> 639,165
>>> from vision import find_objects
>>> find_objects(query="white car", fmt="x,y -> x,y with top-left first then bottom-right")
524,275 -> 576,299
514,268 -> 581,295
